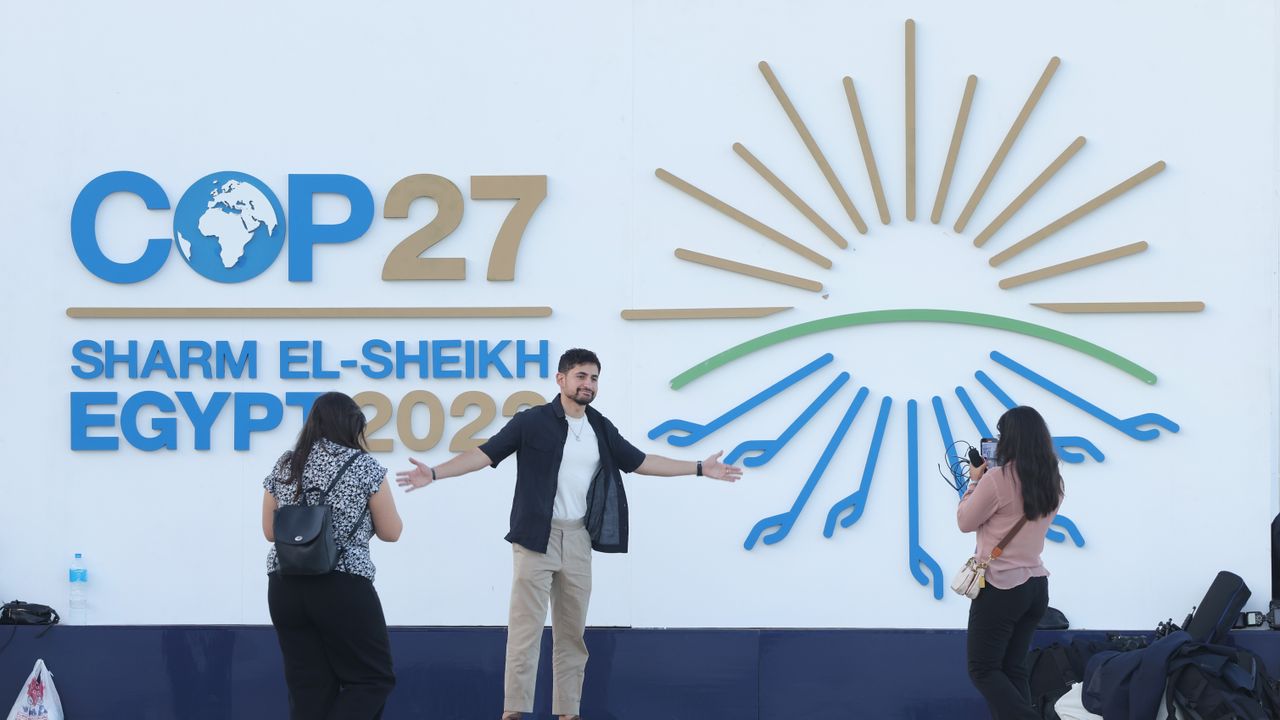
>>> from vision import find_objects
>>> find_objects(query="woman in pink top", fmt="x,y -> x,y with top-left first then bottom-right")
957,406 -> 1063,720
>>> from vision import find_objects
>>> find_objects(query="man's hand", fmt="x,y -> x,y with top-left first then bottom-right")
702,450 -> 743,482
395,458 -> 435,492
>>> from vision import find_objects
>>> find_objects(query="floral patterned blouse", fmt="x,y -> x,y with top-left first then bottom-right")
264,438 -> 387,581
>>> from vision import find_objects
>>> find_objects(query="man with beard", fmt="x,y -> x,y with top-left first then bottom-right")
397,347 -> 742,720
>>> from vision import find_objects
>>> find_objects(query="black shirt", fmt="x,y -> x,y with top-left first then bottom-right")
478,396 -> 646,554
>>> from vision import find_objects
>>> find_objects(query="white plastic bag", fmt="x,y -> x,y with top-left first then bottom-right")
6,659 -> 63,720
1054,683 -> 1102,720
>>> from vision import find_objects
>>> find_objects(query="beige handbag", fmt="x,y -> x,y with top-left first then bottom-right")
951,517 -> 1027,599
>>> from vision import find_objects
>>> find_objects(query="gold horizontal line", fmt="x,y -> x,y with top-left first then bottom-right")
66,307 -> 553,319
1032,301 -> 1205,314
621,307 -> 792,320
998,241 -> 1147,289
674,248 -> 824,292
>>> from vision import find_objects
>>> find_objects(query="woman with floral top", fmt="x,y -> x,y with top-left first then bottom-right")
262,392 -> 403,719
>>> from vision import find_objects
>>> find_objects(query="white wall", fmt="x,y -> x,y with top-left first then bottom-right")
0,0 -> 1275,629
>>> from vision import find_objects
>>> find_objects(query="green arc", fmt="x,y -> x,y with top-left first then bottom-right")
670,309 -> 1157,389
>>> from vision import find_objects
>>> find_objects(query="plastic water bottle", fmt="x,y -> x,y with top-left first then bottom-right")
68,553 -> 87,625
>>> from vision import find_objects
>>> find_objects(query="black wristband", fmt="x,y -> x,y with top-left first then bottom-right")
696,460 -> 703,477
430,467 -> 437,482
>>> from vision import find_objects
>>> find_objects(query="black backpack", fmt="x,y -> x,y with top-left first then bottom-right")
1029,643 -> 1075,719
1165,642 -> 1280,720
0,601 -> 59,625
273,452 -> 367,575
1030,635 -> 1153,719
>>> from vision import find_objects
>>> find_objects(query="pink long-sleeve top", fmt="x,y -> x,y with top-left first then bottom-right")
956,463 -> 1057,590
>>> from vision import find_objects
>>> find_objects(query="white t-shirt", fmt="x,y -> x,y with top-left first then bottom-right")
554,414 -> 601,521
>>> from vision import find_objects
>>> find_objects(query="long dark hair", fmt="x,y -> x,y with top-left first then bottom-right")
995,406 -> 1063,520
288,392 -> 367,488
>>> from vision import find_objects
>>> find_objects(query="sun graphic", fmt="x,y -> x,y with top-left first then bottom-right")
623,20 -> 1194,600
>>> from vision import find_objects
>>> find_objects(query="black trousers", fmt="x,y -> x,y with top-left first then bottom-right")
268,572 -> 396,720
966,575 -> 1049,720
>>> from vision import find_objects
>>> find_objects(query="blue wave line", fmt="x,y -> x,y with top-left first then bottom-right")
726,372 -> 850,467
907,400 -> 944,600
824,396 -> 893,536
744,386 -> 869,550
989,351 -> 1179,441
649,353 -> 834,446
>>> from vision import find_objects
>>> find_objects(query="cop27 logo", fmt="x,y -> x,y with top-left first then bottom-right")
71,171 -> 546,283
632,21 -> 1198,599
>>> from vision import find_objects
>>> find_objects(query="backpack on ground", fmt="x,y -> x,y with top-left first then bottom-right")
1029,636 -> 1152,719
1029,643 -> 1075,719
1164,641 -> 1280,719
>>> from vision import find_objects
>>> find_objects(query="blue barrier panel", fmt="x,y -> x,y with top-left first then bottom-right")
760,629 -> 987,719
1,626 -> 1277,718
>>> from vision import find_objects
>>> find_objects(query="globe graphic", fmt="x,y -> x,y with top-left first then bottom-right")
172,171 -> 286,282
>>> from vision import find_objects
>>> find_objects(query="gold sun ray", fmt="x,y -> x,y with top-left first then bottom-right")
674,248 -> 824,291
953,57 -> 1061,233
733,143 -> 849,249
973,136 -> 1086,248
932,75 -> 978,224
655,168 -> 832,268
905,19 -> 917,221
758,60 -> 869,234
997,241 -> 1148,289
844,78 -> 890,225
988,161 -> 1165,266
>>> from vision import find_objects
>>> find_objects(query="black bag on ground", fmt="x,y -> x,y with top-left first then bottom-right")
1028,643 -> 1075,719
1165,641 -> 1280,719
1029,635 -> 1152,719
0,601 -> 59,625
273,452 -> 367,575
1038,605 -> 1069,630
1184,570 -> 1250,644
1271,513 -> 1279,602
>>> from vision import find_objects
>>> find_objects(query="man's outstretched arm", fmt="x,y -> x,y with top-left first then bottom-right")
396,448 -> 494,492
635,450 -> 742,482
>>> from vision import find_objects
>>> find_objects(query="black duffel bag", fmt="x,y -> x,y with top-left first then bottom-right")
0,601 -> 59,625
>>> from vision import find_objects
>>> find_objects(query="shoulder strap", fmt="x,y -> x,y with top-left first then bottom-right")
342,505 -> 371,547
308,451 -> 362,505
334,468 -> 374,566
321,451 -> 371,563
989,517 -> 1029,559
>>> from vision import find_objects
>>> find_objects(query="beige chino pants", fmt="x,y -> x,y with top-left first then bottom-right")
504,518 -> 592,716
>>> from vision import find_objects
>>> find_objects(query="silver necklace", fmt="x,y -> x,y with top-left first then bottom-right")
567,415 -> 587,441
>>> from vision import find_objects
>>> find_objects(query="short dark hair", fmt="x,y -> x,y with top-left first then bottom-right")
558,348 -> 600,374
